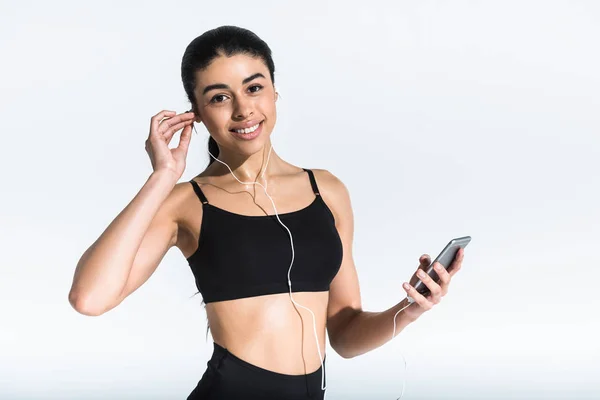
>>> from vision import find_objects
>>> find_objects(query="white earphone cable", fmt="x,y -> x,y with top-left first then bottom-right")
193,122 -> 327,391
392,298 -> 414,400
191,121 -> 414,398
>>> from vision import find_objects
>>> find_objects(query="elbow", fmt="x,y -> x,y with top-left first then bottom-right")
330,339 -> 356,360
338,348 -> 358,360
328,309 -> 363,359
335,349 -> 357,360
68,290 -> 111,316
332,339 -> 361,359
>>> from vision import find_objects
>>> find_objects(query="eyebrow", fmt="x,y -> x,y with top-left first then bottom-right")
202,73 -> 266,95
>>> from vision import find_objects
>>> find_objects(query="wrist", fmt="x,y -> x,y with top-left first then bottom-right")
150,169 -> 180,184
400,298 -> 423,323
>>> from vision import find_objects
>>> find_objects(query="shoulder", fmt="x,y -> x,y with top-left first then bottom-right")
163,180 -> 205,251
168,180 -> 195,206
161,179 -> 201,225
310,169 -> 353,224
310,169 -> 348,195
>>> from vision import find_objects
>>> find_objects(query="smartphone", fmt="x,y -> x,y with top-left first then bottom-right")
412,236 -> 471,297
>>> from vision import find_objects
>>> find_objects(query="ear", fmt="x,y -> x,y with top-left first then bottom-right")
190,108 -> 203,124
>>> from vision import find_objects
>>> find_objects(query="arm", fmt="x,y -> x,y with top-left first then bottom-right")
329,301 -> 418,359
68,170 -> 180,316
318,170 -> 418,359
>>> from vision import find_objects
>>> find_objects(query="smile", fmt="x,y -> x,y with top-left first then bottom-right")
229,121 -> 264,141
231,123 -> 261,134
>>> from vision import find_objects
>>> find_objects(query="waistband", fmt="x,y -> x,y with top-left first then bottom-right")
211,341 -> 326,381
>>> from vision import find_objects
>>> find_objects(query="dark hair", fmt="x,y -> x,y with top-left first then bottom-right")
181,25 -> 276,168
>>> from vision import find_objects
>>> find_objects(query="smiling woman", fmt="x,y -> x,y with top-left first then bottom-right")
69,24 -> 465,400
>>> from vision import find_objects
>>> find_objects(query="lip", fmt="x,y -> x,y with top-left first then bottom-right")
229,119 -> 263,131
230,120 -> 264,141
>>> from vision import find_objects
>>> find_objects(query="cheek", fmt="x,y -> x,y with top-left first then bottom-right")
204,109 -> 231,130
261,99 -> 277,120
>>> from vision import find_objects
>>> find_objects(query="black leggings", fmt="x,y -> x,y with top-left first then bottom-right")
187,341 -> 326,400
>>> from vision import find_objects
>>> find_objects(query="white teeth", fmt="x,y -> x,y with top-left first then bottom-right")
234,122 -> 260,134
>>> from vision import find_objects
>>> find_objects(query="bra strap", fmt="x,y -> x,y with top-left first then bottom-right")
189,180 -> 209,204
303,168 -> 320,196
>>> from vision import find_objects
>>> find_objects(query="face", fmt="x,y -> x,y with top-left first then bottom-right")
193,53 -> 278,157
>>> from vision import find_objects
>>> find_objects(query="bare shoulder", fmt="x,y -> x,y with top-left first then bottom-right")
171,178 -> 209,258
172,179 -> 196,199
155,180 -> 201,248
310,169 -> 352,223
310,168 -> 347,193
163,180 -> 196,220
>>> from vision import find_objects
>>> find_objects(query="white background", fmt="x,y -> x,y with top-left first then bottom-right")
1,1 -> 598,399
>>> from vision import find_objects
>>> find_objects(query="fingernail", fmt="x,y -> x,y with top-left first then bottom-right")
403,283 -> 411,290
417,270 -> 425,278
434,263 -> 442,271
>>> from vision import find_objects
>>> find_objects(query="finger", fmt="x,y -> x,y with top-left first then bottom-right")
150,110 -> 176,136
187,108 -> 203,124
410,254 -> 431,286
448,248 -> 465,278
433,262 -> 451,295
177,122 -> 193,152
158,112 -> 195,133
162,120 -> 192,143
416,268 -> 443,299
403,282 -> 433,311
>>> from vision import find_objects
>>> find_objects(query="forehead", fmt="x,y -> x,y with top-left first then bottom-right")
195,53 -> 270,89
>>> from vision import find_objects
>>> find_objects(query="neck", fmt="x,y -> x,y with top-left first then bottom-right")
208,139 -> 284,184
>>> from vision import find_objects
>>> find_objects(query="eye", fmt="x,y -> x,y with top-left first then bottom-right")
210,94 -> 228,104
209,85 -> 263,104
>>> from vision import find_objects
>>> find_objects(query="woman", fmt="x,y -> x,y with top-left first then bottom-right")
68,25 -> 465,400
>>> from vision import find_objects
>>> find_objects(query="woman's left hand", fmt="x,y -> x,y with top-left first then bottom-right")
401,248 -> 465,320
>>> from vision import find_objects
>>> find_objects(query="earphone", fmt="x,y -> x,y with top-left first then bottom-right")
188,106 -> 414,399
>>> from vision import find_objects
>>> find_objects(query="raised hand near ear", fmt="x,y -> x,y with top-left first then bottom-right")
145,110 -> 195,180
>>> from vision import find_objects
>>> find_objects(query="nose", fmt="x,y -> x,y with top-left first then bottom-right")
233,97 -> 254,119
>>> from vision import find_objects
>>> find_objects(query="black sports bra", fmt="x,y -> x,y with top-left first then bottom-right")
186,168 -> 343,304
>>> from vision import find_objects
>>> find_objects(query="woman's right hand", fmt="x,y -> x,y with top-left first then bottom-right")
145,110 -> 196,179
